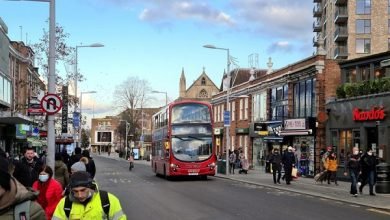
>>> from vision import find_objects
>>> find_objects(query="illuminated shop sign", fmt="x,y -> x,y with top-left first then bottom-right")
352,107 -> 385,121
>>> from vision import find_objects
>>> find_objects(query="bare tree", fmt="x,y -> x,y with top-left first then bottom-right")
114,77 -> 152,146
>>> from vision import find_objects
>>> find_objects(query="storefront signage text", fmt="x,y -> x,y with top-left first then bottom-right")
352,107 -> 385,121
284,118 -> 306,130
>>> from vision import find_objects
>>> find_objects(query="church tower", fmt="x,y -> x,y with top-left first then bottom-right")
179,68 -> 186,98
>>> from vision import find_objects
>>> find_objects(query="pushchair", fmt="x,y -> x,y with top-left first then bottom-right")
314,170 -> 327,183
239,159 -> 249,174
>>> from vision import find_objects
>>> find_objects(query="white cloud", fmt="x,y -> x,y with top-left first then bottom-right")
267,41 -> 293,54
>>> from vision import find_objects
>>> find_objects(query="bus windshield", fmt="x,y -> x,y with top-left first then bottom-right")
172,136 -> 212,162
171,103 -> 211,124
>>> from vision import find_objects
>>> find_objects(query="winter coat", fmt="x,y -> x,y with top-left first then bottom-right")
269,153 -> 282,169
0,177 -> 46,220
360,153 -> 377,173
282,151 -> 295,168
52,190 -> 127,220
346,154 -> 361,173
85,157 -> 96,179
229,153 -> 236,164
325,157 -> 338,172
55,160 -> 69,189
13,157 -> 43,187
32,178 -> 63,220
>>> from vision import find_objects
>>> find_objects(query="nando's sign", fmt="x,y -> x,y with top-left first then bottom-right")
352,106 -> 386,121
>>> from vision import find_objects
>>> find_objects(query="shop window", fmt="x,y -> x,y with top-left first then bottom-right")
339,130 -> 353,164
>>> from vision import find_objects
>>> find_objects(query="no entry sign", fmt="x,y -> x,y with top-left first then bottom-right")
40,93 -> 63,115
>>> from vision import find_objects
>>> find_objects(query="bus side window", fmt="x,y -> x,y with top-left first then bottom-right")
165,149 -> 170,158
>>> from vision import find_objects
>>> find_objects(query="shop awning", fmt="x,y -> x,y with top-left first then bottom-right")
0,112 -> 35,125
279,129 -> 312,136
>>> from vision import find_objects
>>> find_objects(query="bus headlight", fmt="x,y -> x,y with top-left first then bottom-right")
170,163 -> 179,171
207,162 -> 216,170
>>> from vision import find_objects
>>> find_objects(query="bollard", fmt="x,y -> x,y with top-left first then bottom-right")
375,163 -> 390,194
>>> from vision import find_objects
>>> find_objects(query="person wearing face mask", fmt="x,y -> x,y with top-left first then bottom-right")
359,148 -> 378,196
344,147 -> 361,197
52,171 -> 127,220
32,165 -> 63,219
269,148 -> 282,184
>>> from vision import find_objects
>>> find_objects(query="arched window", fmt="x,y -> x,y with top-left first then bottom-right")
199,89 -> 208,98
201,77 -> 206,85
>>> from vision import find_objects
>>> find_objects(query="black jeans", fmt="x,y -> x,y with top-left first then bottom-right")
272,164 -> 281,183
326,170 -> 337,184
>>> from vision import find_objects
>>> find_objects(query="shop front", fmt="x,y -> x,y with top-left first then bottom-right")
327,94 -> 390,167
250,121 -> 284,172
279,118 -> 316,176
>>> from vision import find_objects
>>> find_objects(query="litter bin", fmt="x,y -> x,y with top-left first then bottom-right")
375,163 -> 390,194
217,160 -> 226,174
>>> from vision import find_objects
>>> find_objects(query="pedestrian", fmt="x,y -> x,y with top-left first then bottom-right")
0,155 -> 46,220
82,149 -> 96,179
32,165 -> 63,219
269,148 -> 282,184
68,147 -> 82,171
359,148 -> 378,196
282,146 -> 296,185
128,152 -> 134,171
12,147 -> 43,187
70,157 -> 88,174
54,152 -> 69,189
52,171 -> 127,220
344,147 -> 361,197
321,146 -> 333,171
228,150 -> 236,174
325,152 -> 338,185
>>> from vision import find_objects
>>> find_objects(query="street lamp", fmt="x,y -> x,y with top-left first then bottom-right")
7,0 -> 56,170
74,43 -> 104,148
203,44 -> 231,175
120,120 -> 130,160
78,91 -> 96,148
151,90 -> 168,106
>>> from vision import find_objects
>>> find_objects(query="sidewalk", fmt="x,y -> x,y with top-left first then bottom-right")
94,153 -> 390,211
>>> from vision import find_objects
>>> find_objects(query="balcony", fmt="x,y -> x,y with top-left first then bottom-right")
334,46 -> 348,59
313,5 -> 323,17
313,21 -> 322,32
334,28 -> 348,42
313,36 -> 319,47
335,0 -> 347,6
334,7 -> 348,24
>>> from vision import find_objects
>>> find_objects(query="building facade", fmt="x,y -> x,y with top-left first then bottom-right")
314,0 -> 390,60
326,51 -> 390,171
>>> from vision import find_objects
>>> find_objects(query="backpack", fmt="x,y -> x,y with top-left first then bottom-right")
14,200 -> 31,220
64,190 -> 110,219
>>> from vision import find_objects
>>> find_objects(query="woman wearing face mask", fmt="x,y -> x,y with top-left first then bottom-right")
32,165 -> 63,219
359,148 -> 378,196
344,147 -> 362,197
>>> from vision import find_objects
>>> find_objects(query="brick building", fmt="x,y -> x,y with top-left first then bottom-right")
212,52 -> 341,176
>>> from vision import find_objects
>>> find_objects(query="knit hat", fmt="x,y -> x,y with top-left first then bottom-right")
71,161 -> 86,172
69,171 -> 93,188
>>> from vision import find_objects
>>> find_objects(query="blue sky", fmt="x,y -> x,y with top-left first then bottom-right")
0,0 -> 314,126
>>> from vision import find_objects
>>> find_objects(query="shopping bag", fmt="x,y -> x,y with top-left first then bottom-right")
291,167 -> 298,178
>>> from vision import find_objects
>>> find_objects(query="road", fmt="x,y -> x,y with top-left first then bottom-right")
93,156 -> 390,220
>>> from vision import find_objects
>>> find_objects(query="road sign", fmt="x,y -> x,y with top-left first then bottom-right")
40,93 -> 63,115
223,111 -> 230,127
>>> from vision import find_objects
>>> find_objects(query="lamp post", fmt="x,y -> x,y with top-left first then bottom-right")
151,90 -> 168,106
120,120 -> 130,159
78,91 -> 96,148
203,44 -> 231,175
7,0 -> 56,170
73,43 -> 104,148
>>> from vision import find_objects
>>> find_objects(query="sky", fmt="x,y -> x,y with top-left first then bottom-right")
0,0 -> 314,128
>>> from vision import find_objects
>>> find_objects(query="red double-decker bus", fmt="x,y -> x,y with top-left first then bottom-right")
151,100 -> 216,179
